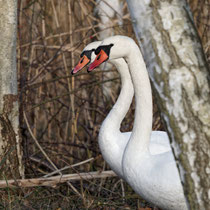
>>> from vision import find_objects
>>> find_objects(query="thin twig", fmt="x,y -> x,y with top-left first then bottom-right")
30,77 -> 120,110
23,111 -> 59,172
0,171 -> 117,188
43,157 -> 94,178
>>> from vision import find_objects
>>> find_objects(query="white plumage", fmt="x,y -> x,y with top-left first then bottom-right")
88,36 -> 187,210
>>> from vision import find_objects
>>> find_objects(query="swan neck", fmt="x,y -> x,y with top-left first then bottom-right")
101,58 -> 134,132
127,46 -> 153,152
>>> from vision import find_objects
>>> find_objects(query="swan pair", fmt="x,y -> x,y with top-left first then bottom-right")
72,36 -> 187,210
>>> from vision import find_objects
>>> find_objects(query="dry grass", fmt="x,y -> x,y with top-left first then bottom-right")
1,0 -> 209,209
13,0 -> 157,209
187,0 -> 210,61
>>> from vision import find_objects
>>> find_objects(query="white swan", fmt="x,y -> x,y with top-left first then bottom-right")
88,36 -> 187,210
72,41 -> 171,179
72,41 -> 133,177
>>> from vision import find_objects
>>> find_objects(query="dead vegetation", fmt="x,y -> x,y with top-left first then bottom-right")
12,0 -> 158,208
0,0 -> 209,209
187,0 -> 210,61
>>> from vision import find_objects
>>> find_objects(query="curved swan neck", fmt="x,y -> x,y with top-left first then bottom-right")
101,58 -> 134,132
126,42 -> 153,152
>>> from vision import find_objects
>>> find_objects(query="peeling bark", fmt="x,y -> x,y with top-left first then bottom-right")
0,0 -> 24,179
126,0 -> 210,209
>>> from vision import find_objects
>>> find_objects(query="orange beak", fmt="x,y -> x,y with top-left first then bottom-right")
71,55 -> 90,74
88,50 -> 109,72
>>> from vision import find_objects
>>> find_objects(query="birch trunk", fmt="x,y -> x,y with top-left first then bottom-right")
126,0 -> 210,209
0,0 -> 24,179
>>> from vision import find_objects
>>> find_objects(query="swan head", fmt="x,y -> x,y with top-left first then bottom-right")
71,41 -> 101,74
88,36 -> 134,71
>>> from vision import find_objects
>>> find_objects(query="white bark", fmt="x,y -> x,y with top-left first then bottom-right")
95,0 -> 123,39
95,0 -> 124,98
0,0 -> 24,178
126,0 -> 210,209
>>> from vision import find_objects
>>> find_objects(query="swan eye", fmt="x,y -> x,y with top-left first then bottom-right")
95,47 -> 101,55
95,44 -> 114,56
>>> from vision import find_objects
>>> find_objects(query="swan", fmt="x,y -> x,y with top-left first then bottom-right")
72,41 -> 171,179
72,41 -> 134,177
88,36 -> 187,210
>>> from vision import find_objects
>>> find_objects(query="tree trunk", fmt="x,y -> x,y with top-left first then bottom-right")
187,0 -> 209,61
126,0 -> 210,209
0,0 -> 24,179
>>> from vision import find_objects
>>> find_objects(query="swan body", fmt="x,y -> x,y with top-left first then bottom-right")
73,41 -> 171,179
88,36 -> 187,210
